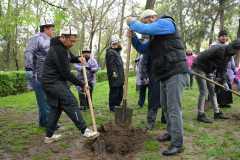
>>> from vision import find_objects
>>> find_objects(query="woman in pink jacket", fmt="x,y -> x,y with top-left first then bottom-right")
185,48 -> 197,89
234,67 -> 240,91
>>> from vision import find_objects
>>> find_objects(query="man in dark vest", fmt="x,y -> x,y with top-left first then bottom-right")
41,26 -> 99,144
106,34 -> 125,112
127,9 -> 188,156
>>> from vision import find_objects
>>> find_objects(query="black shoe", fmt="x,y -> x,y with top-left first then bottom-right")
197,113 -> 213,123
190,87 -> 193,89
162,144 -> 184,156
80,106 -> 86,110
186,87 -> 189,90
157,133 -> 171,141
214,110 -> 230,119
161,117 -> 167,124
146,123 -> 153,130
87,106 -> 94,109
219,104 -> 231,108
137,106 -> 143,109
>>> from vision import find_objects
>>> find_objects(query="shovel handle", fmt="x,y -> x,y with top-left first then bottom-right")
123,37 -> 132,100
82,64 -> 97,132
193,72 -> 240,97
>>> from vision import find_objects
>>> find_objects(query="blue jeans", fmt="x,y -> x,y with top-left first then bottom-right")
234,79 -> 240,91
31,79 -> 51,126
138,84 -> 148,107
160,73 -> 187,147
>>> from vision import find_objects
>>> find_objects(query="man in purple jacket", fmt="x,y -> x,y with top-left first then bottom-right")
24,17 -> 59,129
74,46 -> 99,111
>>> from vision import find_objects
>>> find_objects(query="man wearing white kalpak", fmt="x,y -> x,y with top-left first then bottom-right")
24,17 -> 59,129
41,26 -> 99,143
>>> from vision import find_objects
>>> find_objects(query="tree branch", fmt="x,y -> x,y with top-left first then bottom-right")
40,0 -> 67,11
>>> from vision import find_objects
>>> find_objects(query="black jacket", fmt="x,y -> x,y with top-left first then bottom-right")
106,47 -> 124,87
149,15 -> 188,81
191,38 -> 240,84
41,36 -> 85,107
141,53 -> 161,110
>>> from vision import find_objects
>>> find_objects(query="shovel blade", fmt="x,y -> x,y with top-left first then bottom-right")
115,100 -> 133,128
93,139 -> 106,154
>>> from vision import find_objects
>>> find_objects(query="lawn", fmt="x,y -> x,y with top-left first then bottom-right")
0,76 -> 240,160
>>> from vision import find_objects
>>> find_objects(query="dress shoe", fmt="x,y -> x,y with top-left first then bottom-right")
186,87 -> 189,90
80,106 -> 86,110
146,123 -> 153,130
197,113 -> 212,123
56,124 -> 60,129
214,110 -> 230,119
137,105 -> 143,109
219,104 -> 231,108
162,144 -> 184,156
190,87 -> 193,89
157,133 -> 171,141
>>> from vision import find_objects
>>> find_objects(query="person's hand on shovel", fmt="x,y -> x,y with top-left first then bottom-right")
83,85 -> 90,97
223,83 -> 229,91
188,67 -> 194,75
78,57 -> 86,65
127,28 -> 136,38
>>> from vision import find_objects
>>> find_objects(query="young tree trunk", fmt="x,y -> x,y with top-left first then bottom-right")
119,0 -> 126,39
209,12 -> 220,46
219,0 -> 226,31
145,0 -> 155,9
234,14 -> 240,67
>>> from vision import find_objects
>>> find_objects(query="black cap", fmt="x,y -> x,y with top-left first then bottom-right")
218,30 -> 228,37
139,34 -> 149,40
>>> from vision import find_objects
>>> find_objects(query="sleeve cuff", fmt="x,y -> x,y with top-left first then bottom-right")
25,68 -> 32,71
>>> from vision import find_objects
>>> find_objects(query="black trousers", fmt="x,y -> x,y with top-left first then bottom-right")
147,109 -> 165,125
46,88 -> 87,137
109,86 -> 123,111
79,90 -> 92,107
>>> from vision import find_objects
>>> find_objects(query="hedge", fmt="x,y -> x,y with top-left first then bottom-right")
0,69 -> 136,97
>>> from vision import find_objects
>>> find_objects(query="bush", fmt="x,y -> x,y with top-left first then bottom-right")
0,69 -> 135,97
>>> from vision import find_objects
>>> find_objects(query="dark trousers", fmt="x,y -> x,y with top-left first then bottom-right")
186,74 -> 194,88
138,84 -> 148,107
79,90 -> 92,107
78,82 -> 93,107
109,86 -> 123,111
147,109 -> 165,125
46,88 -> 87,137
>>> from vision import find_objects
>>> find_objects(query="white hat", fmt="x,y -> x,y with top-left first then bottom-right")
139,9 -> 157,20
61,26 -> 78,35
40,17 -> 55,27
82,46 -> 91,52
111,34 -> 121,45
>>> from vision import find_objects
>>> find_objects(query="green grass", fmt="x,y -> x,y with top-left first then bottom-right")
0,77 -> 240,159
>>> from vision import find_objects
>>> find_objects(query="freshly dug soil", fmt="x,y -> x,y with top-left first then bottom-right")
84,121 -> 151,158
231,114 -> 240,121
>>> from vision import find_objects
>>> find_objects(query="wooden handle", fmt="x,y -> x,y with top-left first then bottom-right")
193,72 -> 240,97
123,37 -> 132,100
82,64 -> 97,132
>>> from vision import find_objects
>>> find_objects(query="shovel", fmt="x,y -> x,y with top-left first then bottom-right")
82,64 -> 106,154
193,72 -> 240,97
115,37 -> 133,128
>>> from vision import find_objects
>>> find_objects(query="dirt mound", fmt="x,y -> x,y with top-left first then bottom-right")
84,121 -> 151,158
231,114 -> 240,121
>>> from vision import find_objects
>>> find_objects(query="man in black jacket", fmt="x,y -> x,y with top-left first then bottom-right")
106,34 -> 125,112
189,38 -> 240,123
41,26 -> 99,143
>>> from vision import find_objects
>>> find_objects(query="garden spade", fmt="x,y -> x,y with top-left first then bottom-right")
193,72 -> 240,97
115,37 -> 133,128
82,65 -> 106,154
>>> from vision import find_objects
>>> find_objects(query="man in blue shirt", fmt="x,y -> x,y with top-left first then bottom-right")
127,9 -> 188,156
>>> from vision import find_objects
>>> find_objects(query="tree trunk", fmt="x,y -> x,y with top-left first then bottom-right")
119,0 -> 126,39
209,12 -> 220,46
178,0 -> 186,49
219,0 -> 225,31
145,0 -> 155,9
235,14 -> 240,67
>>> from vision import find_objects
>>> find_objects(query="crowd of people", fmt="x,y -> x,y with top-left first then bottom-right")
23,9 -> 240,156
